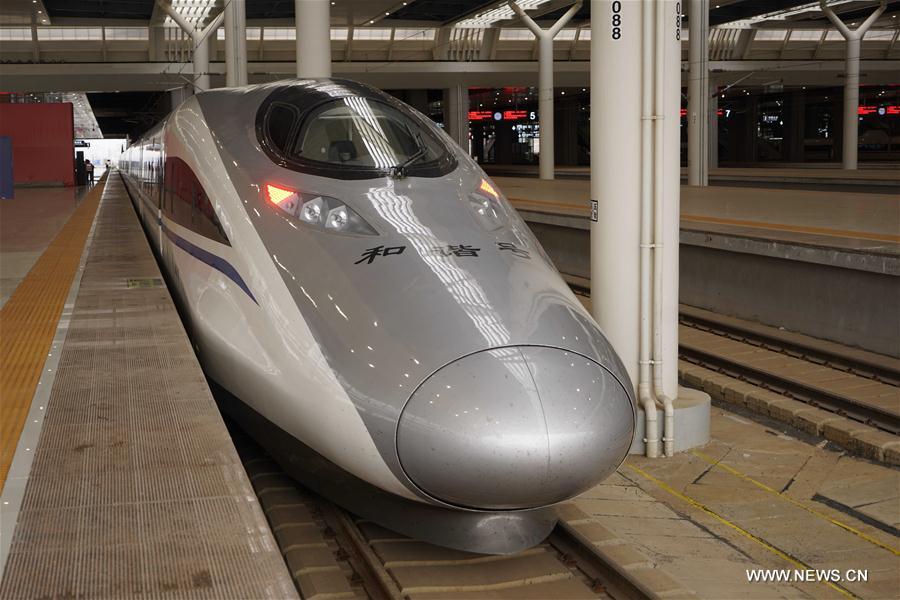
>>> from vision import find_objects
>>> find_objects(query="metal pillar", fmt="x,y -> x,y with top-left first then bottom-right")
589,0 -> 642,392
508,1 -> 582,181
444,84 -> 470,153
225,0 -> 248,87
296,0 -> 331,78
591,0 -> 683,456
819,0 -> 886,169
687,0 -> 709,186
156,0 -> 224,93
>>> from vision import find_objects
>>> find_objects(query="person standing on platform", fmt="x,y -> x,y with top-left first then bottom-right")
85,159 -> 94,185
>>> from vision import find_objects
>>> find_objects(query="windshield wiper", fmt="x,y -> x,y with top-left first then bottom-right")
391,132 -> 427,179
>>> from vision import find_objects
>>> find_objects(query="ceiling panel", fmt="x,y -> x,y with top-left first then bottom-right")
385,1 -> 498,24
44,0 -> 155,20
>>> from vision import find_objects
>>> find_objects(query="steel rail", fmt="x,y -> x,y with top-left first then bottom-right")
317,502 -> 405,600
679,343 -> 900,435
548,522 -> 655,600
679,309 -> 900,386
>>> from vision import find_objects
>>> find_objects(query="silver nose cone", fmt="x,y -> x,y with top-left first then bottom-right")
396,346 -> 635,510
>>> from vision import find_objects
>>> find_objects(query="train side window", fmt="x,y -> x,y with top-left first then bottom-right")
265,102 -> 300,156
162,156 -> 230,247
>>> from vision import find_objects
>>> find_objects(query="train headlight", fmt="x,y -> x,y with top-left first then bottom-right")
326,206 -> 349,231
264,183 -> 377,236
467,178 -> 507,232
300,197 -> 324,224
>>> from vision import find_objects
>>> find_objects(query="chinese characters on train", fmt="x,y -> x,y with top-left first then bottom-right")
355,242 -> 530,265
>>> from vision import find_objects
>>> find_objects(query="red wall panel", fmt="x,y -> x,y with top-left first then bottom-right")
0,103 -> 74,186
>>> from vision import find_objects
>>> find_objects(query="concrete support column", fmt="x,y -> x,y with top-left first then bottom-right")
225,0 -> 248,86
496,122 -> 513,164
193,34 -> 211,92
831,93 -> 843,162
708,78 -> 718,169
296,0 -> 331,78
687,0 -> 709,186
842,36 -> 861,168
169,87 -> 190,110
30,14 -> 39,63
537,34 -> 555,178
150,25 -> 166,61
744,94 -> 758,163
156,0 -> 224,93
590,0 -> 642,391
406,89 -> 430,116
592,0 -> 685,456
509,1 -> 582,180
555,97 -> 579,166
819,0 -> 886,169
444,84 -> 470,153
786,90 -> 806,163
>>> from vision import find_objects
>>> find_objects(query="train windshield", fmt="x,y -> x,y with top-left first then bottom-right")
261,92 -> 456,179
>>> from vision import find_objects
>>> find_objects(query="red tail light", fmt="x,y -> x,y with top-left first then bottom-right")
265,183 -> 296,205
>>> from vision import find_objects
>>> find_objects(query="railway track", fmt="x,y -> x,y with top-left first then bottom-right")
228,422 -> 653,600
568,283 -> 900,436
678,307 -> 900,435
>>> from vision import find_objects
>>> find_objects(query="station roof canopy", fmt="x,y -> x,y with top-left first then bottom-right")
23,0 -> 900,27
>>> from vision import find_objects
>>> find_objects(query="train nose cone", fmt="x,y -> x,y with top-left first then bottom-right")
397,346 -> 635,510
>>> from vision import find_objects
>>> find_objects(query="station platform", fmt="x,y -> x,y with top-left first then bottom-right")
484,164 -> 900,193
567,404 -> 900,599
499,176 -> 900,357
0,175 -> 296,597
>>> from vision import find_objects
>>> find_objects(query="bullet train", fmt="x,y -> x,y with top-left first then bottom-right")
120,78 -> 635,554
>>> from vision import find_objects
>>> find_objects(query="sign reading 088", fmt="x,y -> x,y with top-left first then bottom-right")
611,1 -> 622,40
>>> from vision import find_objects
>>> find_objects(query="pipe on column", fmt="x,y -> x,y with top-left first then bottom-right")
508,1 -> 582,181
156,0 -> 224,93
652,0 -> 682,458
819,0 -> 886,169
296,0 -> 332,78
638,0 -> 660,458
687,0 -> 709,186
225,0 -> 248,87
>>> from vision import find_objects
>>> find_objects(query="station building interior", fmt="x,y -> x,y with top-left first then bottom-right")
0,1 -> 898,598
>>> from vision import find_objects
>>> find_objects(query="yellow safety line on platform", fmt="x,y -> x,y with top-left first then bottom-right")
681,214 -> 900,244
625,463 -> 859,599
507,197 -> 900,244
0,177 -> 106,493
691,450 -> 900,556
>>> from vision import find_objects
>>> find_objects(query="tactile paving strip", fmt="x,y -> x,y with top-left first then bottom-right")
0,176 -> 297,598
0,178 -> 105,491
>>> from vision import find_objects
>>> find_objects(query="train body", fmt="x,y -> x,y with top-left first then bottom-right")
120,79 -> 635,553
